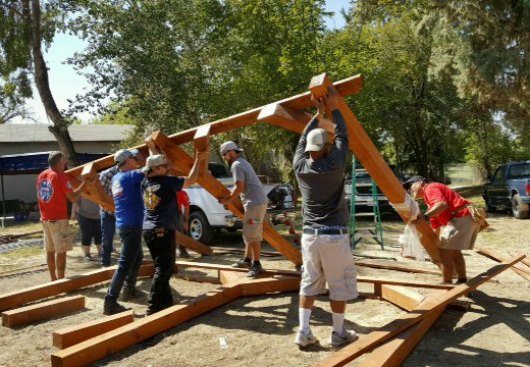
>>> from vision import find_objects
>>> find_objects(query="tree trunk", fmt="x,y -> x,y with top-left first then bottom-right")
28,0 -> 78,166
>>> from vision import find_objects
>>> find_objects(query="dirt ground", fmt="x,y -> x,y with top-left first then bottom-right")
0,210 -> 529,367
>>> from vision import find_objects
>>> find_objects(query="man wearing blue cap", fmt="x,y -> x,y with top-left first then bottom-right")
103,148 -> 145,315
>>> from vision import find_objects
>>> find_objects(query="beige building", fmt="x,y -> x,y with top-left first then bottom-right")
0,124 -> 134,203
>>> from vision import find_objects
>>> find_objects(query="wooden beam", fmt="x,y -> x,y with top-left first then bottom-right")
52,310 -> 134,349
218,270 -> 246,285
313,254 -> 525,367
175,230 -> 213,256
193,123 -> 211,153
357,302 -> 446,367
65,75 -> 364,178
51,274 -> 302,367
380,285 -> 425,312
239,276 -> 300,296
175,260 -> 300,277
0,264 -> 153,312
2,295 -> 85,328
307,73 -> 441,263
355,260 -> 441,276
475,247 -> 530,280
152,131 -> 302,266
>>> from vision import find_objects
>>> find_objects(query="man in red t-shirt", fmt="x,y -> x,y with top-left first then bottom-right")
404,176 -> 480,284
37,151 -> 90,281
176,190 -> 191,258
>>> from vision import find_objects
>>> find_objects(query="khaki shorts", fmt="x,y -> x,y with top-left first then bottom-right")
439,215 -> 480,250
242,203 -> 268,244
42,219 -> 74,253
300,233 -> 358,301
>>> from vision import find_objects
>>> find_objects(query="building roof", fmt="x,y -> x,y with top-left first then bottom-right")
0,124 -> 135,142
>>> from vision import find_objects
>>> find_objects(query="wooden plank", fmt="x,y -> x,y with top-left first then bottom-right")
380,285 -> 425,312
358,302 -> 446,367
65,75 -> 363,178
2,295 -> 85,328
313,254 -> 525,367
52,310 -> 134,349
218,270 -> 246,285
193,123 -> 211,153
355,260 -> 441,276
240,276 -> 300,296
475,247 -> 530,280
175,261 -> 300,277
0,264 -> 153,312
307,73 -> 441,263
152,131 -> 302,266
175,230 -> 213,256
51,283 -> 242,367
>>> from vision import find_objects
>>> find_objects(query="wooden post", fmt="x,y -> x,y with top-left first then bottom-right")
475,247 -> 530,280
175,230 -> 213,256
53,310 -> 134,349
2,295 -> 85,328
307,73 -> 441,263
380,285 -> 425,311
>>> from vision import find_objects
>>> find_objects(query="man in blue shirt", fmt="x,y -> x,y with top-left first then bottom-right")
103,148 -> 146,315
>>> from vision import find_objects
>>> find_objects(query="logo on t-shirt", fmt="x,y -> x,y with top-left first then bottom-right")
112,180 -> 123,197
38,179 -> 54,203
144,184 -> 161,210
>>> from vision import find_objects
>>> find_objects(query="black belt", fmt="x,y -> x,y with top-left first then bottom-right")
303,228 -> 349,235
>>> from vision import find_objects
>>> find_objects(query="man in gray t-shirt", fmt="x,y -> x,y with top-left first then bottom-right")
219,141 -> 268,278
293,86 -> 359,348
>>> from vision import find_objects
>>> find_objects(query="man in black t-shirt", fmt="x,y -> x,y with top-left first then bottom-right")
142,150 -> 207,315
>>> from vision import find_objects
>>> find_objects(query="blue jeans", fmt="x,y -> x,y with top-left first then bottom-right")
100,211 -> 116,267
104,226 -> 143,305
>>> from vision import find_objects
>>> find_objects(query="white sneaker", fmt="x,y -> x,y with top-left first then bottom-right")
295,329 -> 318,347
330,329 -> 358,346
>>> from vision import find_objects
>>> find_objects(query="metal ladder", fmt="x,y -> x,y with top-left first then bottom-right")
350,155 -> 384,250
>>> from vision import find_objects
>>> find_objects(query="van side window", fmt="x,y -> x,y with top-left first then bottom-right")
507,163 -> 530,179
492,166 -> 507,183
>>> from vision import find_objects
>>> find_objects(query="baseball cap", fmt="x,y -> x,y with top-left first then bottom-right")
141,154 -> 167,173
220,141 -> 243,155
114,149 -> 139,166
402,175 -> 426,192
305,128 -> 327,152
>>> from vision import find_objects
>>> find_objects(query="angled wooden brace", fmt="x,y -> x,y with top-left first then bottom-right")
308,73 -> 441,263
151,131 -> 302,266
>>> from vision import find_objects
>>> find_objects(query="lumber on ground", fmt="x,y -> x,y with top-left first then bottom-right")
357,300 -> 446,367
175,230 -> 213,256
307,73 -> 441,263
53,310 -> 134,349
65,75 -> 363,178
313,254 -> 525,367
380,285 -> 425,312
475,247 -> 530,280
50,276 -> 298,367
0,264 -> 154,312
2,295 -> 85,328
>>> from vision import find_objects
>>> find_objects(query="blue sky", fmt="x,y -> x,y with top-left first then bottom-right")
16,0 -> 351,124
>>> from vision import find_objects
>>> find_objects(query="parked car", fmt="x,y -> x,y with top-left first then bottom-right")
344,168 -> 398,214
186,162 -> 295,244
483,161 -> 530,219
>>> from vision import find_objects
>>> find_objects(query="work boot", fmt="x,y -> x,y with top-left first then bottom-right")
247,263 -> 263,278
295,329 -> 318,347
330,329 -> 358,347
232,258 -> 251,269
103,302 -> 130,316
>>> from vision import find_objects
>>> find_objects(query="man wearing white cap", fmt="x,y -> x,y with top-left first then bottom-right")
103,148 -> 145,315
292,86 -> 359,348
141,149 -> 207,315
219,141 -> 268,278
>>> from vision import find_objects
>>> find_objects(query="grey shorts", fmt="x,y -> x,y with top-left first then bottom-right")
242,203 -> 268,244
300,233 -> 358,301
